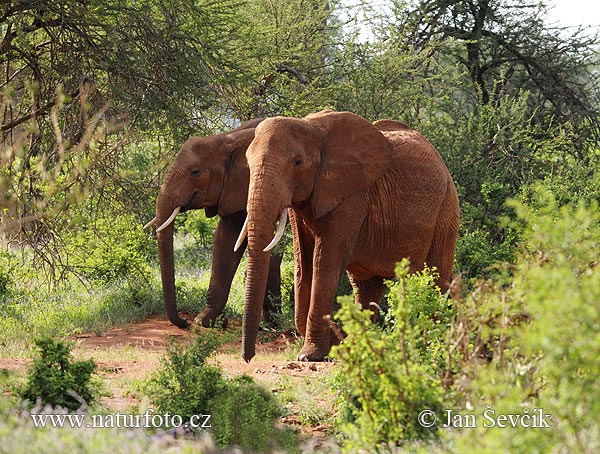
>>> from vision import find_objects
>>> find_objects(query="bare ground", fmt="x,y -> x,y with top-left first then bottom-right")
0,312 -> 336,437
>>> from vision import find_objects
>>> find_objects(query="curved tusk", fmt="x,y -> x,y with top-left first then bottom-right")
143,217 -> 157,229
155,206 -> 181,233
263,209 -> 288,252
233,215 -> 248,252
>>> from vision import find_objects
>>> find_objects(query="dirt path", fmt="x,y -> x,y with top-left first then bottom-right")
1,312 -> 335,415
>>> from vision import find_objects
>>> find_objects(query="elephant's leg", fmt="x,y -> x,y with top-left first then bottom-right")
290,210 -> 313,337
198,212 -> 246,327
298,239 -> 350,362
426,183 -> 460,296
350,275 -> 387,321
263,252 -> 282,326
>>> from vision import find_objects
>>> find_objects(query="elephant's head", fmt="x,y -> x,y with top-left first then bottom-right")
148,119 -> 262,328
237,110 -> 393,361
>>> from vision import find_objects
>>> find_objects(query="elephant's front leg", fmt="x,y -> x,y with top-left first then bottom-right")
197,212 -> 246,327
297,238 -> 349,362
290,210 -> 314,337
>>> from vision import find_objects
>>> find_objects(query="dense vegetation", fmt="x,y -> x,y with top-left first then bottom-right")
1,0 -> 599,452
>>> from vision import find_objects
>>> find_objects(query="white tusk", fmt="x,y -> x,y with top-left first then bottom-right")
155,206 -> 181,233
263,209 -> 288,252
143,217 -> 157,229
234,216 -> 248,252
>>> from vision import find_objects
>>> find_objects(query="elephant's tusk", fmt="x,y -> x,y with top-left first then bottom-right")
156,206 -> 181,233
143,217 -> 157,229
233,216 -> 248,252
263,209 -> 288,252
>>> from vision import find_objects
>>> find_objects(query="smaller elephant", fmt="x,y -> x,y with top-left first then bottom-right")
145,119 -> 282,328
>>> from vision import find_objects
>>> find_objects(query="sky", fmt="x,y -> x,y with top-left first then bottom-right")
544,0 -> 600,28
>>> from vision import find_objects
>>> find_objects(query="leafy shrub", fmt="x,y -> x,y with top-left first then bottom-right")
0,251 -> 16,298
177,209 -> 219,249
211,375 -> 297,452
147,333 -> 297,453
148,333 -> 224,420
432,189 -> 600,453
175,278 -> 209,314
332,260 -> 453,451
20,337 -> 99,410
427,90 -> 573,282
64,213 -> 153,283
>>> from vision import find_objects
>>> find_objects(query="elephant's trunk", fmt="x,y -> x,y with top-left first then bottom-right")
242,247 -> 271,362
242,172 -> 286,362
156,194 -> 188,328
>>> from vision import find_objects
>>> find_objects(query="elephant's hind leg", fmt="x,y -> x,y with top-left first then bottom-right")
348,274 -> 386,320
426,185 -> 459,295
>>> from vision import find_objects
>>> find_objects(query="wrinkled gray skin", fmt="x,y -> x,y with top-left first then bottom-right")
152,119 -> 281,328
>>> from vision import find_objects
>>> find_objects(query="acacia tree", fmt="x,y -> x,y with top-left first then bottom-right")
393,0 -> 599,134
210,0 -> 344,120
0,0 -> 246,280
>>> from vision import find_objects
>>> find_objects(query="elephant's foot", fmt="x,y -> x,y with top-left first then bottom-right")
297,341 -> 331,362
195,309 -> 228,329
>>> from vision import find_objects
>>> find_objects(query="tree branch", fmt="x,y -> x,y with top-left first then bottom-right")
1,84 -> 83,132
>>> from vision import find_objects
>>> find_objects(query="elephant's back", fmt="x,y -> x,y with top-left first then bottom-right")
373,119 -> 412,132
384,130 -> 450,184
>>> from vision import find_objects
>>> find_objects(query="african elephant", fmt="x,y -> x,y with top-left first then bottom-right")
145,119 -> 282,329
236,110 -> 459,362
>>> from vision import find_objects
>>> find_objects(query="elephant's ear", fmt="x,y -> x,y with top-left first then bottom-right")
308,111 -> 393,219
218,130 -> 253,217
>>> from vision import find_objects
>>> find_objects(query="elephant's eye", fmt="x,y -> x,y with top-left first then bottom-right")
294,158 -> 303,167
191,169 -> 201,177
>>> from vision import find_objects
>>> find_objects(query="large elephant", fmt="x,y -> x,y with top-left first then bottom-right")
236,110 -> 459,362
145,119 -> 282,329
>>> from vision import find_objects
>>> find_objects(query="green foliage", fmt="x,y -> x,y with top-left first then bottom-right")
436,189 -> 600,453
20,337 -> 99,411
148,334 -> 224,420
0,268 -> 164,352
509,191 -> 600,451
63,213 -> 154,283
331,189 -> 600,453
178,210 -> 219,249
0,251 -> 17,298
429,89 -> 574,280
332,260 -> 452,450
210,375 -> 298,453
146,334 -> 297,453
227,0 -> 344,118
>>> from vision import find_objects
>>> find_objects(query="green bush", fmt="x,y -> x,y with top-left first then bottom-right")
0,251 -> 16,298
332,260 -> 453,451
433,189 -> 600,454
148,334 -> 224,420
20,337 -> 99,411
146,334 -> 297,453
177,209 -> 219,249
64,213 -> 153,283
211,375 -> 297,452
